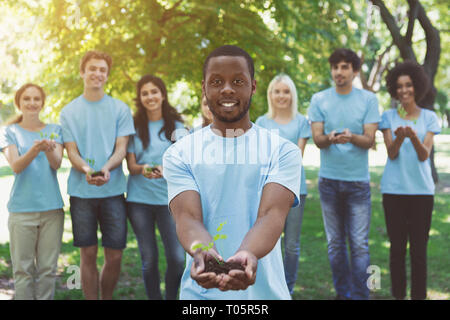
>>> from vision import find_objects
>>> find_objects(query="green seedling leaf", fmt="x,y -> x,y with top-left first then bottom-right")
216,221 -> 227,232
214,256 -> 223,265
191,243 -> 204,251
191,222 -> 229,265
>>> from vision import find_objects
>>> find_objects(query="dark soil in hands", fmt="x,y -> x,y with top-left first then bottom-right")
151,167 -> 160,173
91,171 -> 104,178
204,259 -> 245,275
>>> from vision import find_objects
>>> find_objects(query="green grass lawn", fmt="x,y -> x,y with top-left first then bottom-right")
0,137 -> 449,300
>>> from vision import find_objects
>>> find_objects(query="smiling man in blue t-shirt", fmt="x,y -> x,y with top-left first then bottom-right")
60,51 -> 135,300
308,48 -> 380,300
163,45 -> 301,299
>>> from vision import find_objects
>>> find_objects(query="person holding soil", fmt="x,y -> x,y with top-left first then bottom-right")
126,75 -> 187,300
0,83 -> 64,299
255,73 -> 310,295
163,45 -> 302,299
59,51 -> 135,300
308,48 -> 380,300
380,61 -> 440,300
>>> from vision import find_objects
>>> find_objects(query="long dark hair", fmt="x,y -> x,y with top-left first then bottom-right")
134,75 -> 183,149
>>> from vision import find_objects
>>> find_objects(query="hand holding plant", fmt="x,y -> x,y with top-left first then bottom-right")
32,139 -> 56,153
142,162 -> 163,179
190,221 -> 227,290
217,250 -> 257,291
33,131 -> 59,153
190,248 -> 224,290
394,126 -> 407,139
85,158 -> 109,186
404,126 -> 417,139
191,221 -> 227,265
190,221 -> 245,282
335,128 -> 352,144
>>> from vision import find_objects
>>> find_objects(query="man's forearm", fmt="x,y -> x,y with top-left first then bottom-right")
313,134 -> 333,149
103,137 -> 129,171
103,148 -> 127,171
238,210 -> 286,260
349,133 -> 375,149
175,215 -> 213,256
66,148 -> 91,174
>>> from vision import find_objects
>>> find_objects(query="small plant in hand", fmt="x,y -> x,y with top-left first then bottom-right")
39,131 -> 59,140
86,158 -> 103,177
398,106 -> 417,124
191,221 -> 245,275
145,162 -> 161,174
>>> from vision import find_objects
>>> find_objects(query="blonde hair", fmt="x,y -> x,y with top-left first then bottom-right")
266,74 -> 298,120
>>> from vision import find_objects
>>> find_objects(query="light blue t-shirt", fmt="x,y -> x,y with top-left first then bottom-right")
126,120 -> 187,205
0,124 -> 64,213
308,87 -> 380,181
60,94 -> 135,198
163,124 -> 301,300
256,113 -> 311,195
379,108 -> 440,195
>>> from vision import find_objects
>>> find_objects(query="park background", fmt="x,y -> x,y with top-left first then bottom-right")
0,0 -> 448,299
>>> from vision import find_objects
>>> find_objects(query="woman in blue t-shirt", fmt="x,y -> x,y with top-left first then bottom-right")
126,75 -> 187,300
380,61 -> 440,300
255,74 -> 311,295
0,83 -> 64,300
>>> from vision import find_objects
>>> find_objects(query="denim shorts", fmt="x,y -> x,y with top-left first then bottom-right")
69,195 -> 127,250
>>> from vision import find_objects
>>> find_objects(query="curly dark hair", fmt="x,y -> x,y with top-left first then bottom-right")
385,60 -> 430,102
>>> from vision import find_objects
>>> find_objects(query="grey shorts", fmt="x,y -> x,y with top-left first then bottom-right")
69,195 -> 127,250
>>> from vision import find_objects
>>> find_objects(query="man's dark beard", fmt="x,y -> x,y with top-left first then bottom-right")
206,96 -> 252,123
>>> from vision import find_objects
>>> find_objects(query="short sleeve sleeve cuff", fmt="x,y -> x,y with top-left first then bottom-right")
379,110 -> 391,130
308,94 -> 324,122
163,144 -> 200,206
264,143 -> 301,207
426,110 -> 441,134
364,93 -> 381,124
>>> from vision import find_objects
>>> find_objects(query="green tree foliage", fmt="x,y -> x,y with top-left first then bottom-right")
2,0 -> 447,127
40,0 -> 293,122
7,0 -> 358,124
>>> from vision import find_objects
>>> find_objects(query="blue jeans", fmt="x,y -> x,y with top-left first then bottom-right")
318,177 -> 371,300
283,194 -> 306,295
127,202 -> 185,300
